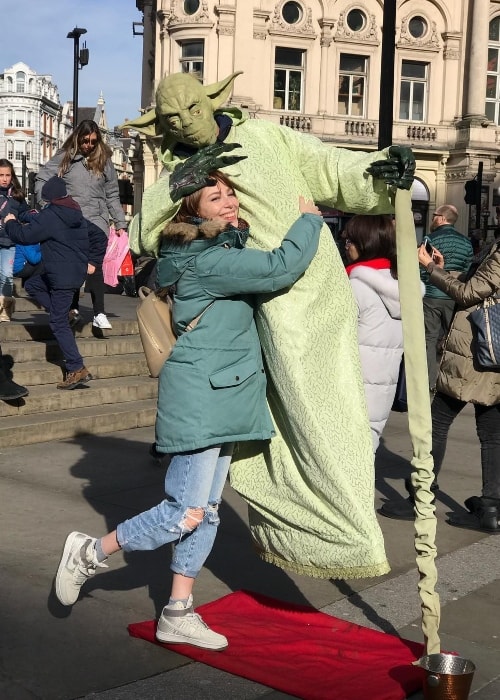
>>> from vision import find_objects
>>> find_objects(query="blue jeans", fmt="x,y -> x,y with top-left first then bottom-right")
117,443 -> 234,579
0,246 -> 15,296
25,275 -> 84,372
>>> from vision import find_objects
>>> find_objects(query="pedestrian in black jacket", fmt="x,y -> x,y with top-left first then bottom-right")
4,176 -> 93,389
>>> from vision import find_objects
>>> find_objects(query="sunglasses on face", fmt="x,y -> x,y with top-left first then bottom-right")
81,137 -> 98,145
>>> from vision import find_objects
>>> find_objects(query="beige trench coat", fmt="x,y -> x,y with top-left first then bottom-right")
428,242 -> 500,405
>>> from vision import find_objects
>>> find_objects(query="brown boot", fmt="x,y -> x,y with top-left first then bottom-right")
0,296 -> 15,322
57,366 -> 93,390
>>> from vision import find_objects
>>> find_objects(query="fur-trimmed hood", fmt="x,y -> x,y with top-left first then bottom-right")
158,217 -> 250,287
163,218 -> 229,244
162,217 -> 249,247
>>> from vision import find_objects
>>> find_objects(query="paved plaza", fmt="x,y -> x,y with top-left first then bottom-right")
0,368 -> 499,699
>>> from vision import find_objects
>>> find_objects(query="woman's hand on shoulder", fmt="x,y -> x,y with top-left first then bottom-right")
299,196 -> 322,217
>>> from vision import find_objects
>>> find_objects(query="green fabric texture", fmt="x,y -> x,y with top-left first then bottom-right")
132,113 -> 395,579
395,189 -> 440,655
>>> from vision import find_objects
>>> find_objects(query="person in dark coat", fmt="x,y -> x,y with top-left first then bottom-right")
381,238 -> 500,530
35,120 -> 127,330
4,176 -> 92,390
420,204 -> 473,390
53,170 -> 323,651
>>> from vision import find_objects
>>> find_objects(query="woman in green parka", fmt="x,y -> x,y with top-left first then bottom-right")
54,171 -> 323,650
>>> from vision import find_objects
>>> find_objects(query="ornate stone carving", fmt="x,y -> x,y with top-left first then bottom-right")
319,18 -> 335,48
253,9 -> 270,41
445,169 -> 468,180
167,0 -> 212,28
215,5 -> 235,36
442,32 -> 461,61
398,15 -> 440,51
270,2 -> 315,37
335,10 -> 378,44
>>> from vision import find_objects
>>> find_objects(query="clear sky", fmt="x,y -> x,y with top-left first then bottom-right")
2,0 -> 144,129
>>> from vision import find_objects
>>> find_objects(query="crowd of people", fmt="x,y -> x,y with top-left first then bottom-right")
1,73 -> 499,652
0,121 -> 128,394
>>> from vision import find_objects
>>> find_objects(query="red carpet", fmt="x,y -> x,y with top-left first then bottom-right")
128,590 -> 425,700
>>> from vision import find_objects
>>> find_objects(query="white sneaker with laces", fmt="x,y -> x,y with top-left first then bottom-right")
156,595 -> 228,650
93,313 -> 112,329
55,531 -> 108,606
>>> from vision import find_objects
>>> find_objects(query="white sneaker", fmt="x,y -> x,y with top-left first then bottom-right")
55,531 -> 108,606
92,313 -> 112,329
156,595 -> 228,650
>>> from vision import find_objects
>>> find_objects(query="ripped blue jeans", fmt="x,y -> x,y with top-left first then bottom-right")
116,443 -> 234,579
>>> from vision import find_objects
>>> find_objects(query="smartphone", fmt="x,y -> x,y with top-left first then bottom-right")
422,236 -> 433,256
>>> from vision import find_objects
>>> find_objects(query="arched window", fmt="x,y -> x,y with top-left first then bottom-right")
486,17 -> 500,124
16,71 -> 26,93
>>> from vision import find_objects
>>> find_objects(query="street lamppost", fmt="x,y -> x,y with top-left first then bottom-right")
67,27 -> 89,128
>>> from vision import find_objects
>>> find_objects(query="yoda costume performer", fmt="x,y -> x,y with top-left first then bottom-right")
125,72 -> 415,579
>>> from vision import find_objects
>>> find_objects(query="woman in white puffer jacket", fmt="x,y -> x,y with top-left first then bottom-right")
344,215 -> 424,452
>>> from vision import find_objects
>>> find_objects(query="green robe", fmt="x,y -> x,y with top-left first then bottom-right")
131,110 -> 394,578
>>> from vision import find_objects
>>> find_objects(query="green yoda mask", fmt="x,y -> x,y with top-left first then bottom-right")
121,71 -> 242,150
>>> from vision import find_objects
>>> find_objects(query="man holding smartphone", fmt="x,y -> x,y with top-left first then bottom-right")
421,204 -> 473,391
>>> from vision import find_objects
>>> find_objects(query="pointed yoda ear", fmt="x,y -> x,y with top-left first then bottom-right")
206,71 -> 243,110
119,108 -> 160,136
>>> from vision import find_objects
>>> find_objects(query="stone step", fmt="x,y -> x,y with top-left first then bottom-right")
9,353 -> 150,386
0,375 -> 158,417
4,334 -> 145,364
10,295 -> 43,313
0,317 -> 139,342
0,399 -> 157,448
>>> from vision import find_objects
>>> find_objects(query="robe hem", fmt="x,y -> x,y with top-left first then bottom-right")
257,549 -> 391,580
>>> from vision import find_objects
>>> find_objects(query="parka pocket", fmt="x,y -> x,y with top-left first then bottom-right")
209,357 -> 257,388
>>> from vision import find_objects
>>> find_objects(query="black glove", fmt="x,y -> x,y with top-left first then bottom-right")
366,145 -> 415,190
169,142 -> 247,203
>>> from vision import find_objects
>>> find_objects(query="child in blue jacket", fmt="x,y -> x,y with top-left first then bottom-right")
5,176 -> 94,389
13,242 -> 42,282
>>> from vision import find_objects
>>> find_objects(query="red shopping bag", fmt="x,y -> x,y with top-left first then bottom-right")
119,250 -> 134,277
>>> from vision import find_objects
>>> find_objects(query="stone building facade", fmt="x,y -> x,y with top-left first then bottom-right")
0,63 -> 135,219
133,0 -> 500,242
0,62 -> 64,191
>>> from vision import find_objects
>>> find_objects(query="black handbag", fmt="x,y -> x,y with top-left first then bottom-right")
391,357 -> 407,412
469,297 -> 500,370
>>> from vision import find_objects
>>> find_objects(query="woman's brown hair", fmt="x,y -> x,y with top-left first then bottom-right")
58,120 -> 112,178
174,170 -> 236,223
0,158 -> 25,201
344,214 -> 398,278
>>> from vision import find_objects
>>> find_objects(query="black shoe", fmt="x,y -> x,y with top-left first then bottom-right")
0,375 -> 29,400
464,495 -> 500,515
447,508 -> 500,534
378,498 -> 415,521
